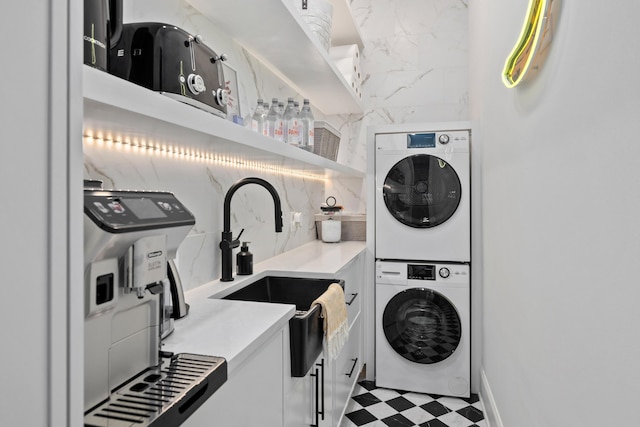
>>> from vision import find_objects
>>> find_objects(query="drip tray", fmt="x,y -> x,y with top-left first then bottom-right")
85,353 -> 227,427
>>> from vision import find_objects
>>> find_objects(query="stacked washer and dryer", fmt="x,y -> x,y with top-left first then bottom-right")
374,124 -> 471,397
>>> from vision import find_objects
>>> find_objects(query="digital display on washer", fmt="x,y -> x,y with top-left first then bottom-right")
407,133 -> 436,148
122,198 -> 168,219
407,264 -> 435,280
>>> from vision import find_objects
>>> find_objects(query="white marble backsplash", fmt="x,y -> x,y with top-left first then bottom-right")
84,144 -> 325,291
342,0 -> 469,158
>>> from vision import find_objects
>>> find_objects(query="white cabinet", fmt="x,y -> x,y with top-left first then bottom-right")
284,250 -> 365,427
182,328 -> 285,427
332,315 -> 362,424
285,354 -> 334,427
337,252 -> 364,328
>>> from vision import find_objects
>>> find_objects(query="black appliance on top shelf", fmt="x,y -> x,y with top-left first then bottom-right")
83,0 -> 122,71
110,22 -> 229,118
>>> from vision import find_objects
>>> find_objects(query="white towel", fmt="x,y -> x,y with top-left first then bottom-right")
312,283 -> 349,360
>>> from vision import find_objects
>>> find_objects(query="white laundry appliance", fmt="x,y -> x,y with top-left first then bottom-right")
375,129 -> 470,263
375,260 -> 470,397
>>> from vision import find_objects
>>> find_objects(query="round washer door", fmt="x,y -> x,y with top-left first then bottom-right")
383,154 -> 462,228
382,288 -> 461,364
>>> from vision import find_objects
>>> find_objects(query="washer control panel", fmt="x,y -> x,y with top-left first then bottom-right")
376,261 -> 469,285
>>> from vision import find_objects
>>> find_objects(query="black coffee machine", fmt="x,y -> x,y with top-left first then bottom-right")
83,0 -> 122,71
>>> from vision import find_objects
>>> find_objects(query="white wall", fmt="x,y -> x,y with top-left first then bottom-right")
0,1 -> 82,426
469,1 -> 640,425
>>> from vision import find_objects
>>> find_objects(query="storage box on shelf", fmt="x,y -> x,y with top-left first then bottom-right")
313,120 -> 341,161
315,214 -> 366,242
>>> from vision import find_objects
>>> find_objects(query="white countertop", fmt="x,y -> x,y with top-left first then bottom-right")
162,240 -> 366,374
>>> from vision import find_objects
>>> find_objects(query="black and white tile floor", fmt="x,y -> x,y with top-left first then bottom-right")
340,381 -> 487,427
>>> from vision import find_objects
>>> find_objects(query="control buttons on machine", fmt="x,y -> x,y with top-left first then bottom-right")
215,87 -> 229,106
438,267 -> 450,278
108,201 -> 125,213
438,134 -> 450,144
187,74 -> 206,95
93,202 -> 109,214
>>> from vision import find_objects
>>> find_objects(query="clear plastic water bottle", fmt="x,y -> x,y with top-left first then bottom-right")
283,98 -> 300,146
266,98 -> 282,140
251,99 -> 266,135
275,101 -> 285,141
293,101 -> 301,146
300,99 -> 315,151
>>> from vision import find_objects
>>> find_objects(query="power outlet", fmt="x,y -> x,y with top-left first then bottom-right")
290,211 -> 303,231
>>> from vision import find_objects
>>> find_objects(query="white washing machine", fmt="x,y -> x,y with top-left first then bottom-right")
375,260 -> 470,397
375,129 -> 470,262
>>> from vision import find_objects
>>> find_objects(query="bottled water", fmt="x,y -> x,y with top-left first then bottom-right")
250,99 -> 266,135
299,99 -> 315,151
283,98 -> 300,146
266,98 -> 284,141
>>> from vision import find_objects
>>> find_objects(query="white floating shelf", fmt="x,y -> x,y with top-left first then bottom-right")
82,66 -> 364,179
329,0 -> 365,49
185,0 -> 364,115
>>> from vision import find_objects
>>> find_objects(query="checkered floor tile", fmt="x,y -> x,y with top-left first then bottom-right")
339,381 -> 487,427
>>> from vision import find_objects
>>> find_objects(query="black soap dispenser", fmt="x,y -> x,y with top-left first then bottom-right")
237,242 -> 253,275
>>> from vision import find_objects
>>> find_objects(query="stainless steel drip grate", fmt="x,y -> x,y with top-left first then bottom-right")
85,353 -> 227,427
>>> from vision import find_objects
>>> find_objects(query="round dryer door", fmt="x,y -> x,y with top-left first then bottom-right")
383,154 -> 462,228
382,288 -> 461,364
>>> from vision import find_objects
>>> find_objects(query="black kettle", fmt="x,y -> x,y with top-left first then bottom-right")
83,0 -> 122,71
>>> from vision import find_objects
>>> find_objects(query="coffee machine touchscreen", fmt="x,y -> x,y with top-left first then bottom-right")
122,197 -> 167,219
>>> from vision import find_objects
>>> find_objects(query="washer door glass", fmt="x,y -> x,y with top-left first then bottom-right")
383,154 -> 461,228
382,288 -> 461,364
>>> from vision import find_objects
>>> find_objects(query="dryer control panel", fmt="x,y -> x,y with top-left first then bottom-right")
376,261 -> 469,285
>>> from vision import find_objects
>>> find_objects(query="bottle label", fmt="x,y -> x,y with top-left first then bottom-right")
275,120 -> 284,141
286,119 -> 300,145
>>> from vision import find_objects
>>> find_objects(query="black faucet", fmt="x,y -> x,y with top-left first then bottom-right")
220,177 -> 284,282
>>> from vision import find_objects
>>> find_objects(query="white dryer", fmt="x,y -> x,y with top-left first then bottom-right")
375,260 -> 470,397
375,129 -> 470,262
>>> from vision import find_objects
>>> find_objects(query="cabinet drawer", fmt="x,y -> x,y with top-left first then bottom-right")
333,315 -> 361,423
344,284 -> 360,327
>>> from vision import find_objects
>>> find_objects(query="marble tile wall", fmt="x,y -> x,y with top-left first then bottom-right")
352,0 -> 469,123
328,0 -> 469,213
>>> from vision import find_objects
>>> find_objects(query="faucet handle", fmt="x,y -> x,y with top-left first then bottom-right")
235,228 -> 245,242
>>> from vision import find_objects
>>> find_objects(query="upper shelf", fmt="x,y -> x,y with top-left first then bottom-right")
82,66 -> 365,179
185,0 -> 364,115
329,0 -> 365,49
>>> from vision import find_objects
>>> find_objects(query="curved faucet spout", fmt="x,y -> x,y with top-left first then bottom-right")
220,177 -> 284,282
223,177 -> 284,233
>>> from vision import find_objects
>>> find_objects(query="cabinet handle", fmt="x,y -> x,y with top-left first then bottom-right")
346,358 -> 359,378
316,359 -> 325,420
310,368 -> 319,427
346,293 -> 358,306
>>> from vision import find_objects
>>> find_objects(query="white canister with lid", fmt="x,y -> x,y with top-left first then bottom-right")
320,196 -> 342,243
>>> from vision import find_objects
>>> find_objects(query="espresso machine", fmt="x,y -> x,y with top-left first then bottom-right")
83,182 -> 226,426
